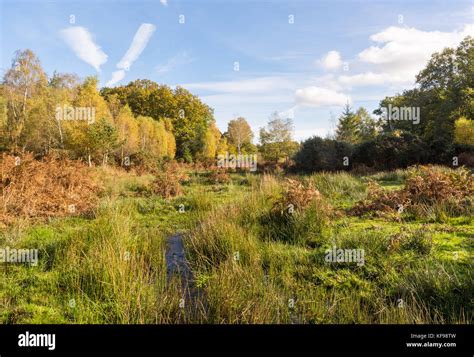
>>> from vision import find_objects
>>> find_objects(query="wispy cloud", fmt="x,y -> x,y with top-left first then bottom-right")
106,70 -> 126,87
278,106 -> 297,120
105,23 -> 156,86
60,26 -> 107,72
182,76 -> 294,94
117,23 -> 156,70
160,0 -> 168,6
201,93 -> 292,105
156,51 -> 195,75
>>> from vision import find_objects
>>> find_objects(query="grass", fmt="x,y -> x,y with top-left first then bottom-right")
0,165 -> 472,324
186,168 -> 473,323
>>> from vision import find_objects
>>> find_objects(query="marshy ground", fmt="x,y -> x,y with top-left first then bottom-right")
0,162 -> 472,324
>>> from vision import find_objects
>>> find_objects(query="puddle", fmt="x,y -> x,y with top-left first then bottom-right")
165,233 -> 207,319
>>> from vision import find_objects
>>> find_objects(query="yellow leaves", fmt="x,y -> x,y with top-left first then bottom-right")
114,105 -> 139,156
137,116 -> 176,159
202,122 -> 220,159
392,129 -> 402,138
454,117 -> 474,146
73,76 -> 112,123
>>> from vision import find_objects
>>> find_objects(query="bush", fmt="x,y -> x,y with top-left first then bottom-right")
458,152 -> 474,167
353,132 -> 429,170
0,153 -> 101,226
454,143 -> 474,167
404,166 -> 472,205
352,165 -> 473,217
261,178 -> 331,245
208,169 -> 231,184
151,161 -> 189,198
276,178 -> 322,212
293,137 -> 353,172
351,181 -> 408,217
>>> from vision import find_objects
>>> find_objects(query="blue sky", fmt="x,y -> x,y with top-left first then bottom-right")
1,0 -> 473,141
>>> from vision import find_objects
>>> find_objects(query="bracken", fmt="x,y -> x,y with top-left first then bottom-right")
0,153 -> 101,227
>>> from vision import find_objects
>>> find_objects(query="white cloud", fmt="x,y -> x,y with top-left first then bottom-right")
106,70 -> 126,87
350,24 -> 474,86
117,23 -> 156,70
160,0 -> 168,6
338,72 -> 410,87
183,76 -> 294,94
105,23 -> 156,87
201,93 -> 292,105
278,106 -> 297,120
295,86 -> 351,107
156,51 -> 195,75
60,26 -> 107,72
319,50 -> 342,70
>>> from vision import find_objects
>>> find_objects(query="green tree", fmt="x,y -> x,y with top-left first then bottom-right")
259,112 -> 298,162
64,76 -> 114,165
335,104 -> 361,144
375,36 -> 474,162
356,107 -> 378,142
87,117 -> 120,165
226,117 -> 253,154
101,80 -> 213,160
454,117 -> 474,146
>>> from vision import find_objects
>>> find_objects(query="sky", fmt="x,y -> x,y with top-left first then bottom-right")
1,0 -> 473,141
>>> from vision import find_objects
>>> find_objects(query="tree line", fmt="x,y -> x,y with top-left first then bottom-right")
1,37 -> 472,171
295,36 -> 474,172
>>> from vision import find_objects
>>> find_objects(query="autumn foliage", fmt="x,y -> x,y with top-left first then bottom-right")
151,161 -> 189,198
0,153 -> 101,226
352,165 -> 474,216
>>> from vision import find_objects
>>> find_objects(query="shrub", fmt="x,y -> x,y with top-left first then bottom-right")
353,132 -> 429,170
277,178 -> 321,212
151,161 -> 189,198
261,178 -> 331,245
458,152 -> 474,167
404,166 -> 472,205
293,137 -> 353,172
208,169 -> 231,184
0,153 -> 101,226
352,165 -> 473,217
351,181 -> 408,216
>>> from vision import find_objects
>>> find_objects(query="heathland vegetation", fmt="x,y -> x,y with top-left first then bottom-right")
0,37 -> 472,324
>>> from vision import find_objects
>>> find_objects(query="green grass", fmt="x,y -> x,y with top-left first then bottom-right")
186,169 -> 473,323
1,166 -> 472,324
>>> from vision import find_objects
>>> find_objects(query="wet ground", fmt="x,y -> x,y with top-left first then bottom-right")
165,233 -> 207,320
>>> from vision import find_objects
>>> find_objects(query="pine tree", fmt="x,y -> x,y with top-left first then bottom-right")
335,104 -> 361,144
